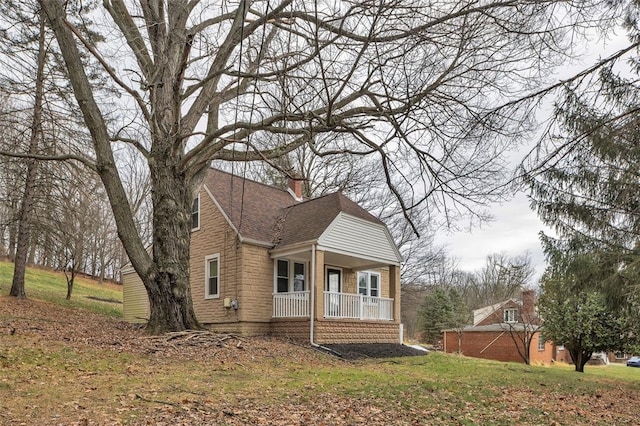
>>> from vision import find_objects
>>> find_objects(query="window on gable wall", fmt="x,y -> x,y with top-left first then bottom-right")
357,271 -> 380,297
503,308 -> 517,323
191,194 -> 200,230
205,254 -> 219,298
275,259 -> 306,293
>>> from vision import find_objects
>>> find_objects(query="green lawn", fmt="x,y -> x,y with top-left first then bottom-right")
0,260 -> 122,317
1,259 -> 639,424
2,340 -> 639,425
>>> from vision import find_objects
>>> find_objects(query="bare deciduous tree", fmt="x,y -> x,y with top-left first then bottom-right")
9,9 -> 47,299
0,104 -> 25,261
504,289 -> 540,365
28,0 -> 615,332
464,252 -> 534,309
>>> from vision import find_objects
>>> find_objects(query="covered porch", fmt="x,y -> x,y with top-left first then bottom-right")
268,201 -> 402,343
270,244 -> 401,323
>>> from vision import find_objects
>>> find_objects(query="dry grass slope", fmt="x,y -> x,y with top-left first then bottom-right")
1,262 -> 639,425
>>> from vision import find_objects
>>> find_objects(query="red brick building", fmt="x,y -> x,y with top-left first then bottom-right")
442,290 -> 555,364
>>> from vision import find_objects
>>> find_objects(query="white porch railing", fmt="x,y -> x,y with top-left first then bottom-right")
324,291 -> 393,320
273,291 -> 310,318
272,291 -> 394,320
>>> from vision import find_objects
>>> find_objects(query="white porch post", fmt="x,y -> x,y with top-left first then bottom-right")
314,249 -> 325,320
389,264 -> 401,323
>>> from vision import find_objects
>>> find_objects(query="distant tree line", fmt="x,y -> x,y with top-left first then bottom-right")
0,116 -> 132,285
402,252 -> 534,344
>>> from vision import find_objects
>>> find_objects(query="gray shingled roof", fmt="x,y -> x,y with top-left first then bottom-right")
203,168 -> 384,247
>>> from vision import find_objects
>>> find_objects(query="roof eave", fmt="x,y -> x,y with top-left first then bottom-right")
269,240 -> 318,258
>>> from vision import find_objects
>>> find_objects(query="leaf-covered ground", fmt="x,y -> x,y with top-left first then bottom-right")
1,295 -> 639,425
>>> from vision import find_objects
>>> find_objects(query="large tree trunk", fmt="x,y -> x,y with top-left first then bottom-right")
577,351 -> 591,373
10,13 -> 46,299
39,0 -> 192,333
144,161 -> 199,333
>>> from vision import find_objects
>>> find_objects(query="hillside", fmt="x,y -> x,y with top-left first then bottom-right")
0,260 -> 122,317
1,260 -> 640,425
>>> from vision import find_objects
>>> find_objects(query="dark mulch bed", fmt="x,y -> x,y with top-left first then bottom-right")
319,343 -> 428,360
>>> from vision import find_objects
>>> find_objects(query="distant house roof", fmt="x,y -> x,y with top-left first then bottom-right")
202,168 -> 389,251
472,299 -> 520,325
443,323 -> 541,333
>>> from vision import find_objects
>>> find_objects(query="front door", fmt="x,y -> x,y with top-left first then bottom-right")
326,268 -> 341,317
326,268 -> 341,292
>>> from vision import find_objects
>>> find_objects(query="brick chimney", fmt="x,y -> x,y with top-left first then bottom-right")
521,289 -> 537,324
287,173 -> 303,201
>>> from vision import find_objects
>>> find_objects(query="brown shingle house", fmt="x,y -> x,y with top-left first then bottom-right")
122,168 -> 403,344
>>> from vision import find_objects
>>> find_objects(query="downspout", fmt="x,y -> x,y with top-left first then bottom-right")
310,243 -> 317,346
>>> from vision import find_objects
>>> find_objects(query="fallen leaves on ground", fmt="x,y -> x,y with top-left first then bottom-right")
0,296 -> 320,365
1,296 -> 639,425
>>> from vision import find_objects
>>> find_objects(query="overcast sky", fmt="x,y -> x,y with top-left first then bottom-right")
435,192 -> 551,284
434,31 -> 634,285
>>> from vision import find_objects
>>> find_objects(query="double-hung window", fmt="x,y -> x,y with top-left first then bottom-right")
357,271 -> 380,297
538,335 -> 546,351
205,254 -> 219,298
503,308 -> 517,323
191,194 -> 200,230
275,259 -> 306,293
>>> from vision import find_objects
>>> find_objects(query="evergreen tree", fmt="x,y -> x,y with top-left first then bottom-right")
538,249 -> 637,372
447,288 -> 470,330
446,287 -> 471,353
523,4 -> 640,307
418,288 -> 470,346
418,289 -> 453,345
525,74 -> 640,254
